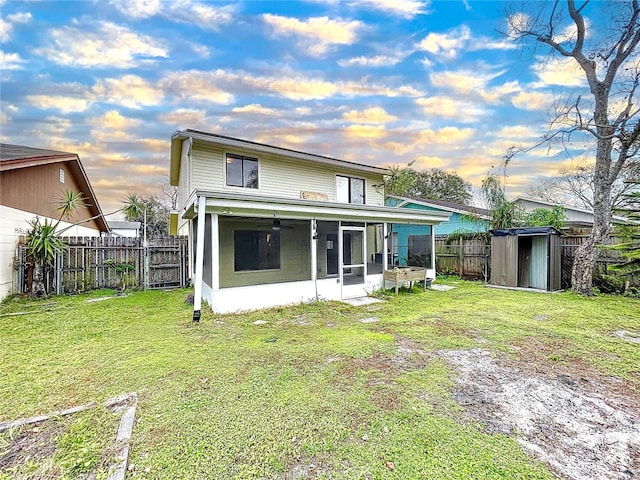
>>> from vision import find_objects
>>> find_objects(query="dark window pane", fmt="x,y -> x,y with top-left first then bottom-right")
351,178 -> 365,204
243,158 -> 258,188
226,155 -> 243,186
234,230 -> 280,271
407,235 -> 432,268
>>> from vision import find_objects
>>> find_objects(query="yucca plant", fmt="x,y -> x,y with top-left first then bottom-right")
24,190 -> 84,296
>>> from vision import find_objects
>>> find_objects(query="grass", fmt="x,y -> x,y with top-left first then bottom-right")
0,282 -> 638,479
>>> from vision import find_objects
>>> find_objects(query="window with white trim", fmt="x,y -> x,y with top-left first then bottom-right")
226,154 -> 258,189
336,175 -> 365,204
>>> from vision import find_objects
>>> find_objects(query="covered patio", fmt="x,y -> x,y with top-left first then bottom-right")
183,191 -> 449,317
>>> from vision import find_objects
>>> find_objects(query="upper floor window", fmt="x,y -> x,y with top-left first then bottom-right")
336,175 -> 365,204
226,153 -> 258,189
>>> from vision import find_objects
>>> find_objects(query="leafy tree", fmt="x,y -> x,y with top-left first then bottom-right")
607,181 -> 640,290
481,174 -> 526,229
123,194 -> 170,237
384,165 -> 472,204
507,1 -> 640,295
25,191 -> 84,296
526,206 -> 567,230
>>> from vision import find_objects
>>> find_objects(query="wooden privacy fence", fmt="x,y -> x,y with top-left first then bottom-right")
433,234 -> 629,287
435,236 -> 490,280
16,236 -> 189,295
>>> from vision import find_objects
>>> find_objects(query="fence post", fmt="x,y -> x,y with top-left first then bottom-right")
458,236 -> 464,277
55,252 -> 62,295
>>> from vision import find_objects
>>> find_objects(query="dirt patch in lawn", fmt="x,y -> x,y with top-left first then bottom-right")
0,420 -> 66,474
442,348 -> 640,480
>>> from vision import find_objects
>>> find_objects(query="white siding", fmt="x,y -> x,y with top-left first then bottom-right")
0,205 -> 100,299
189,141 -> 385,206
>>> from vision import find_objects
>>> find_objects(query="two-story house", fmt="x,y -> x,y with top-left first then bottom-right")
169,130 -> 450,318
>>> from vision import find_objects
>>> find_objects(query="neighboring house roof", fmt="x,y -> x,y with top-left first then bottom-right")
170,129 -> 389,186
388,195 -> 491,220
0,143 -> 109,232
512,197 -> 632,225
108,221 -> 141,230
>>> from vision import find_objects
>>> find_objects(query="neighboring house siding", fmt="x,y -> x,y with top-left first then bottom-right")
388,200 -> 488,235
218,217 -> 311,288
189,142 -> 384,206
1,161 -> 100,230
0,204 -> 100,299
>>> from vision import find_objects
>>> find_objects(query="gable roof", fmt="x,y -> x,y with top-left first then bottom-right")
512,197 -> 632,224
170,130 -> 389,186
388,195 -> 491,220
0,143 -> 109,232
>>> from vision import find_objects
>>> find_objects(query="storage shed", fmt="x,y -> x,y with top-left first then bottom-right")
489,227 -> 562,292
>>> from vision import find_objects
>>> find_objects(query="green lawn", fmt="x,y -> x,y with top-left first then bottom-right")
1,282 -> 638,479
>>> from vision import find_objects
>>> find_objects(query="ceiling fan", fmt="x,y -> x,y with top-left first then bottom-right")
257,219 -> 294,230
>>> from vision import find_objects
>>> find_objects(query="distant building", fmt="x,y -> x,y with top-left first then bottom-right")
107,221 -> 141,238
0,144 -> 108,299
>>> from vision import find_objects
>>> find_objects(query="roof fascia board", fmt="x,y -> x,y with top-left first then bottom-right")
0,154 -> 78,171
190,190 -> 450,224
172,130 -> 389,176
392,195 -> 491,219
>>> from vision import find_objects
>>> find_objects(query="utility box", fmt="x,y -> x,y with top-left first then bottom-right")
490,227 -> 562,292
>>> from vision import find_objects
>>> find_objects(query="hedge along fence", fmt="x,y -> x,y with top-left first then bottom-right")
16,236 -> 189,295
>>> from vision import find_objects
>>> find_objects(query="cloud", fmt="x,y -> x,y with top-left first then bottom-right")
26,94 -> 91,113
188,42 -> 211,58
532,56 -> 586,87
262,14 -> 363,57
89,110 -> 141,130
419,126 -> 474,144
416,96 -> 487,121
0,49 -> 25,70
348,0 -> 429,18
512,91 -> 555,111
338,47 -> 410,67
343,106 -> 397,123
109,0 -> 234,31
159,108 -> 207,127
160,71 -> 235,104
0,11 -> 31,42
35,21 -> 167,68
416,25 -> 471,59
232,104 -> 278,115
93,75 -> 164,109
344,124 -> 388,139
109,0 -> 161,18
430,68 -> 506,95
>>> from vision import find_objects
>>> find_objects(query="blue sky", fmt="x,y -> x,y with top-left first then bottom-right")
1,0 -> 595,214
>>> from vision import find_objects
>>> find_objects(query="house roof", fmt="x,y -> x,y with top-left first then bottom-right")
183,190 -> 451,225
388,195 -> 491,219
0,143 -> 109,232
512,197 -> 632,224
170,130 -> 390,186
108,221 -> 141,230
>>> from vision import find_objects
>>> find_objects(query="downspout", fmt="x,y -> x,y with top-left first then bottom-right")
311,219 -> 318,300
192,195 -> 206,322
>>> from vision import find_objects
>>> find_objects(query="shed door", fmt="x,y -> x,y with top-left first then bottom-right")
529,236 -> 548,290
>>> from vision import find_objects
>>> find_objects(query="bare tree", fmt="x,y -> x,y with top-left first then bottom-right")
508,1 -> 640,294
528,160 -> 640,210
160,176 -> 179,211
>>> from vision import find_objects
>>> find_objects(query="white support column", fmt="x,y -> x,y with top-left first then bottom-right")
210,213 -> 220,292
310,219 -> 318,299
431,225 -> 436,273
382,223 -> 388,272
192,195 -> 206,322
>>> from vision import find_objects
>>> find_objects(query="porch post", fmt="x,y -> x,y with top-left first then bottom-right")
193,195 -> 206,322
211,213 -> 220,292
431,225 -> 436,272
382,223 -> 388,271
311,220 -> 318,299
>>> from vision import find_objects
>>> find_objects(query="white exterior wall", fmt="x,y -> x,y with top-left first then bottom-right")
189,142 -> 384,207
207,275 -> 384,314
0,205 -> 101,299
177,139 -> 192,233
